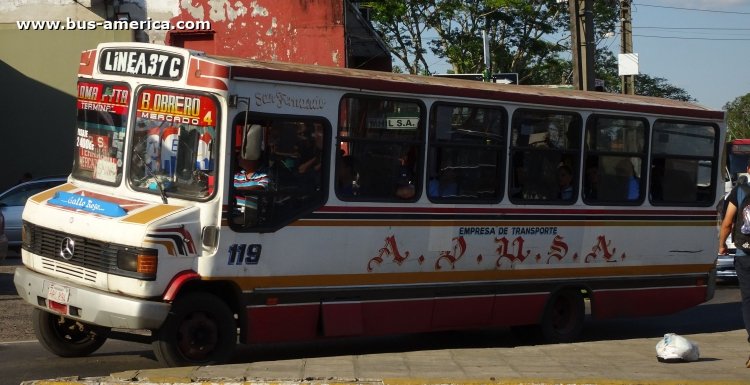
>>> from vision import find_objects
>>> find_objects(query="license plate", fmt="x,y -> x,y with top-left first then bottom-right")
47,283 -> 70,304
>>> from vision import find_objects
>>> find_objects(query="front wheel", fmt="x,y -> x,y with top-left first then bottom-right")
32,308 -> 109,357
540,289 -> 585,343
152,292 -> 237,367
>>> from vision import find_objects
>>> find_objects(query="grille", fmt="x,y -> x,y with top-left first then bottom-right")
25,223 -> 119,271
23,222 -> 153,279
41,257 -> 98,283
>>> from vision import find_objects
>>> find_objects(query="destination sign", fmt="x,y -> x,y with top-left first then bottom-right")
99,48 -> 184,79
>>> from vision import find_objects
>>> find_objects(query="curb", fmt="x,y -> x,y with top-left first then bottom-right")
20,377 -> 750,385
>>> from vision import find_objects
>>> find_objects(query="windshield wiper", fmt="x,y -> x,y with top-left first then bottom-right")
134,152 -> 169,204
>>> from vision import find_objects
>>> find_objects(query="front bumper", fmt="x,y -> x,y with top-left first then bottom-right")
13,267 -> 170,330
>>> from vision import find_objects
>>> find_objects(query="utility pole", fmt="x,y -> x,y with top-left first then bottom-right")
620,0 -> 635,94
568,0 -> 595,91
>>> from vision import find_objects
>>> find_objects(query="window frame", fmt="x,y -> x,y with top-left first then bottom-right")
427,101 -> 507,204
229,112 -> 331,233
508,108 -> 583,205
582,114 -> 650,206
335,93 -> 426,203
648,119 -> 719,207
127,85 -> 221,202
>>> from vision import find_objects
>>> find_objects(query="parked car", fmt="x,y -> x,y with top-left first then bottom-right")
0,176 -> 67,250
0,211 -> 7,261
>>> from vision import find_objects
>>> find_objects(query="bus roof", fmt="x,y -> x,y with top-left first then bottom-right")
213,54 -> 724,121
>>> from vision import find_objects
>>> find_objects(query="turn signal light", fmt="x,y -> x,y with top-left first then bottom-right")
137,254 -> 157,275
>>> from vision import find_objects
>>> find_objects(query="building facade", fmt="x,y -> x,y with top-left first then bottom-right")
0,0 -> 390,190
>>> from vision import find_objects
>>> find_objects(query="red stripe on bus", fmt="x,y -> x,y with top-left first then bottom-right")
591,286 -> 707,320
187,58 -> 229,90
244,293 -> 548,343
244,284 -> 703,344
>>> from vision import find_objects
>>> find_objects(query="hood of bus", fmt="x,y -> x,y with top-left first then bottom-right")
22,182 -> 201,257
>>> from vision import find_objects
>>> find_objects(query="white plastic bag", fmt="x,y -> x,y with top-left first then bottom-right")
655,333 -> 700,362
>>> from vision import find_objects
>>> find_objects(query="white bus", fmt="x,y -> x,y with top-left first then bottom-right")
14,42 -> 724,367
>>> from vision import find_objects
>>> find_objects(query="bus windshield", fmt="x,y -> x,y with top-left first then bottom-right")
71,81 -> 130,185
128,88 -> 219,200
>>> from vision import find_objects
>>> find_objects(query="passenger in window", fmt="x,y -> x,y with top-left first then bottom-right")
337,155 -> 358,196
510,153 -> 526,198
395,150 -> 416,199
395,168 -> 416,199
616,159 -> 639,200
558,164 -> 574,200
428,168 -> 458,198
584,162 -> 599,199
297,123 -> 324,188
233,124 -> 270,225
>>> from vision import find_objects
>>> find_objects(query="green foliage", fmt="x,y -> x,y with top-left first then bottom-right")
724,93 -> 750,141
364,0 -> 695,103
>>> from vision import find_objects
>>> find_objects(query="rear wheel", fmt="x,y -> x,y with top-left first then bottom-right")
540,289 -> 585,343
152,292 -> 237,367
32,308 -> 109,357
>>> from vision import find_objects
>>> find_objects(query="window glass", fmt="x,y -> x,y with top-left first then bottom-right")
71,81 -> 129,185
509,109 -> 581,203
129,88 -> 219,200
427,103 -> 506,202
650,120 -> 717,205
583,116 -> 647,204
230,114 -> 328,231
336,96 -> 423,201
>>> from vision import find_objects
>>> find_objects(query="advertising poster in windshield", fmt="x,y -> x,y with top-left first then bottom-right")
76,82 -> 130,182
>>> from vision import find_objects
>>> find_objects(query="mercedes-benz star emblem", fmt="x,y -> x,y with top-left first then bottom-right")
60,237 -> 75,260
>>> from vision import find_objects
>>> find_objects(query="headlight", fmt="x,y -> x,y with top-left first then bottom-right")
117,248 -> 158,278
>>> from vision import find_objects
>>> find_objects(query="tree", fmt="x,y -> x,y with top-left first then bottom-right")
365,0 -> 570,77
724,93 -> 750,141
364,0 -> 694,102
362,0 -> 443,74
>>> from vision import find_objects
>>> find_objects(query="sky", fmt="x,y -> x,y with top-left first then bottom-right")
429,0 -> 750,111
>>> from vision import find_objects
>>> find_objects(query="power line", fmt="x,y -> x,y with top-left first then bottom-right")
633,2 -> 750,15
633,34 -> 750,41
635,26 -> 750,31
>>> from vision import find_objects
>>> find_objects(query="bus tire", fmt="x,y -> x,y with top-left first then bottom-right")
540,289 -> 585,343
32,308 -> 108,357
152,292 -> 236,367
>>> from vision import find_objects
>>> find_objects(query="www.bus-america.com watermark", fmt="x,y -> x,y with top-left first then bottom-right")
17,18 -> 211,31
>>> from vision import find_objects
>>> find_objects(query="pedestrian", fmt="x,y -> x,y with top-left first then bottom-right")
718,159 -> 750,368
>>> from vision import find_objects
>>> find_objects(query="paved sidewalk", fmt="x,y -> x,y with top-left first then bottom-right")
20,329 -> 750,385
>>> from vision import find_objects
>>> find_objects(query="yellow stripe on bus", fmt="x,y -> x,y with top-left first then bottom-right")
29,183 -> 75,204
206,263 -> 714,290
121,205 -> 184,224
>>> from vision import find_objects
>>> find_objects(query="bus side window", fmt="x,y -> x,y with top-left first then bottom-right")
509,109 -> 581,204
337,95 -> 424,202
427,103 -> 505,203
583,115 -> 647,205
649,120 -> 717,206
230,114 -> 329,232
